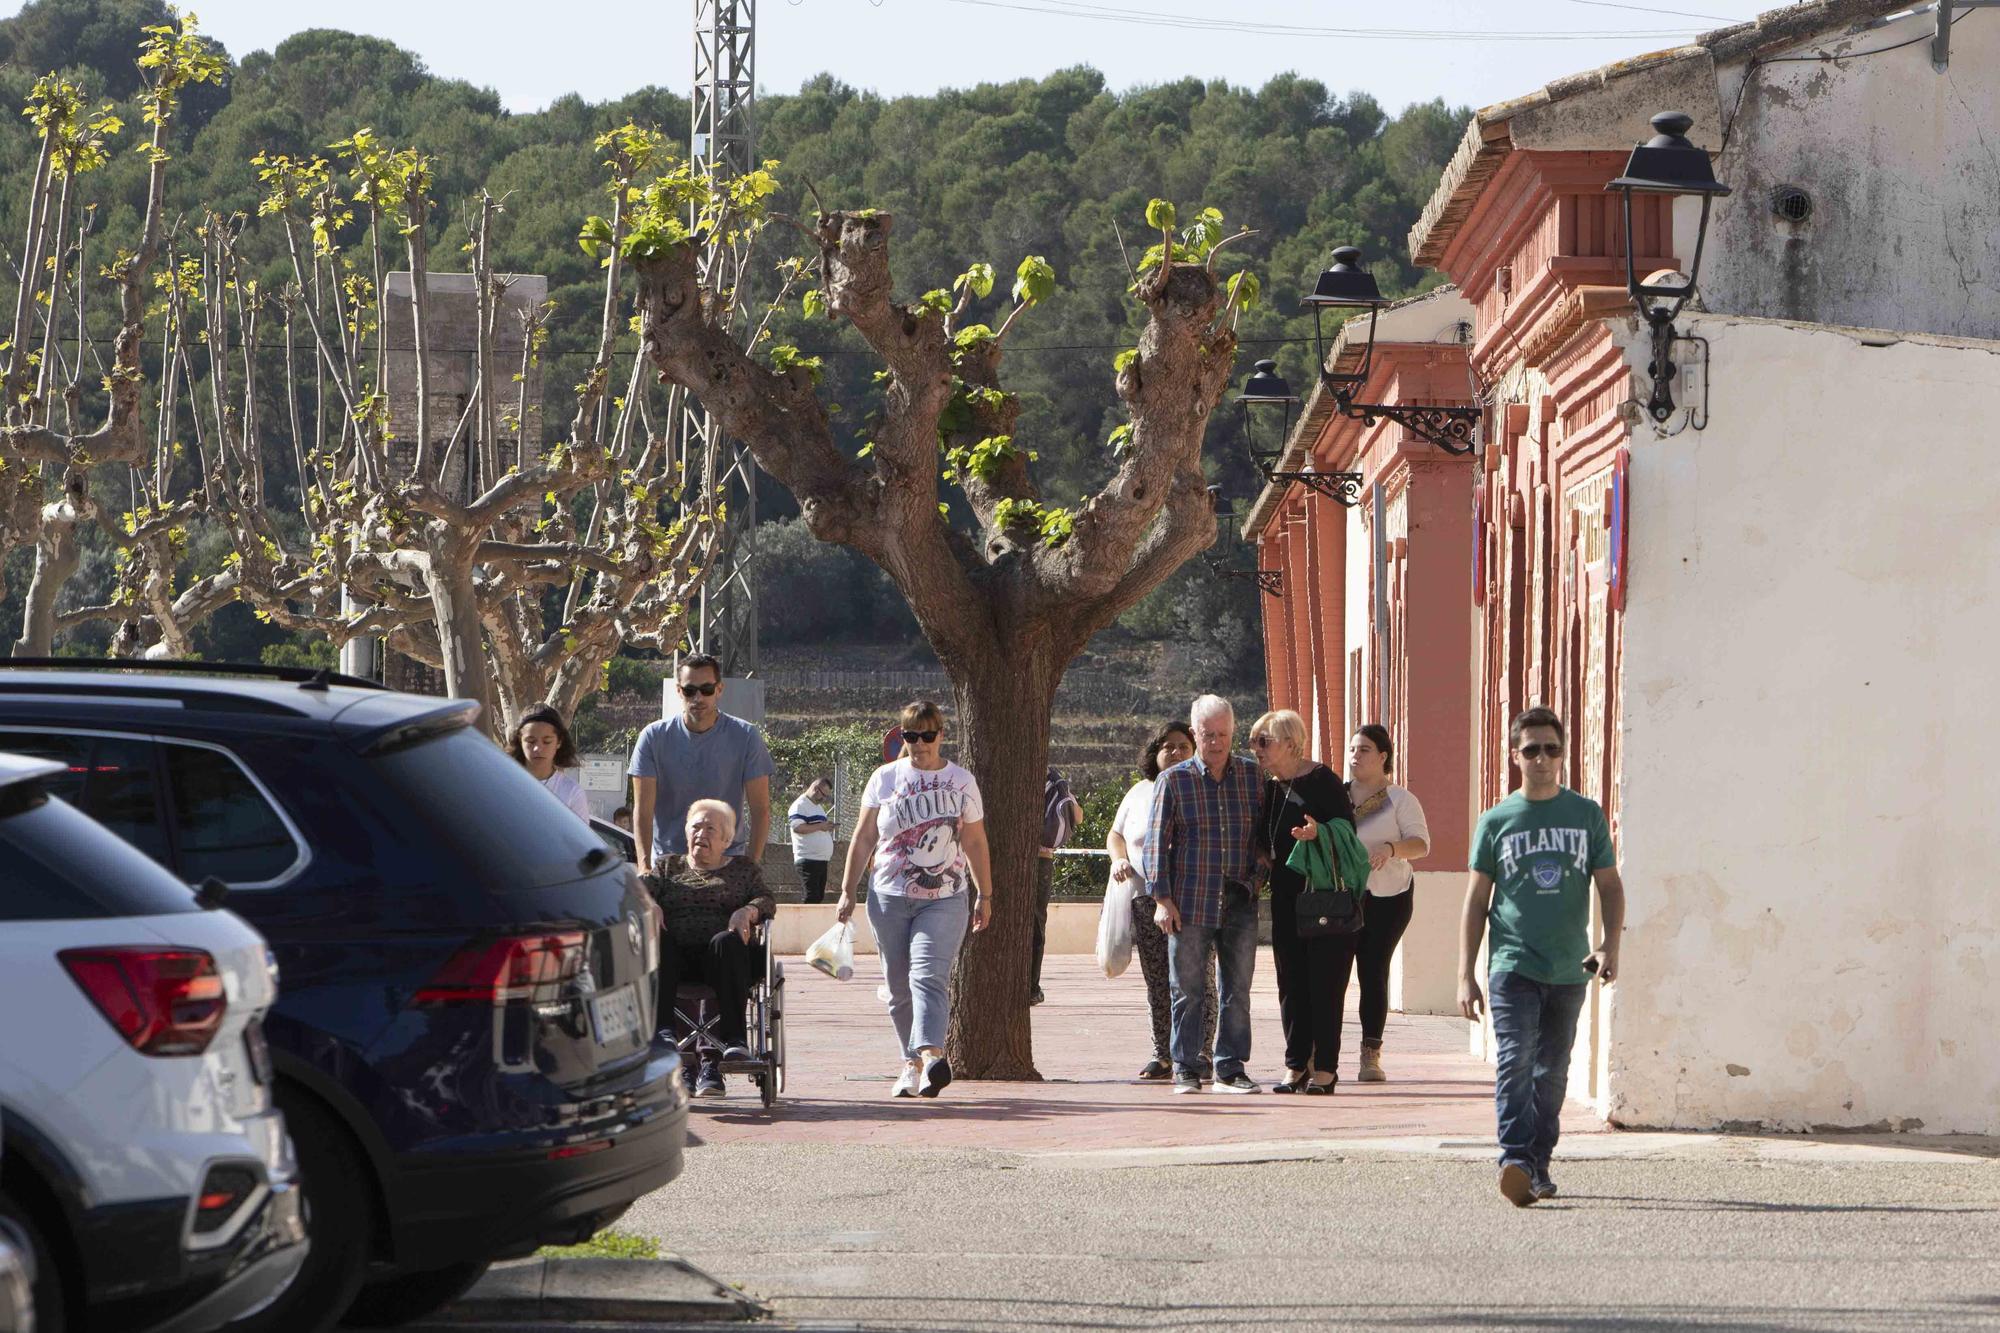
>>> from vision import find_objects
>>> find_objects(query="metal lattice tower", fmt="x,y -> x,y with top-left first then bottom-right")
687,0 -> 760,675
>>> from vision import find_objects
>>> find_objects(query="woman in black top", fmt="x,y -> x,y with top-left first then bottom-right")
1253,708 -> 1357,1094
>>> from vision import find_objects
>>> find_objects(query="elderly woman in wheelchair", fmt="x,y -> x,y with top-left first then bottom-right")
645,798 -> 776,1098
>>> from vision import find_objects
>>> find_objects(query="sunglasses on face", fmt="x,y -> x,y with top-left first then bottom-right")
679,682 -> 719,698
1517,743 -> 1563,760
1250,735 -> 1276,748
901,729 -> 940,744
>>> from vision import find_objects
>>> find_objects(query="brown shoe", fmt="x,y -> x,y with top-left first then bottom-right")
1358,1045 -> 1386,1083
1499,1163 -> 1538,1208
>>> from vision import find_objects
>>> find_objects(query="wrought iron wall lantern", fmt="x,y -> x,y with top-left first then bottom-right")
1303,246 -> 1482,457
1204,484 -> 1284,598
1607,111 -> 1731,424
1235,360 -> 1363,506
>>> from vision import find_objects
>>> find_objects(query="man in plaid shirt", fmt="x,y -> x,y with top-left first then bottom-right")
1143,694 -> 1265,1094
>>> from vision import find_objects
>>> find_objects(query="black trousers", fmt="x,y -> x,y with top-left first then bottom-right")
656,929 -> 760,1048
1356,888 -> 1415,1045
797,858 -> 830,904
1269,876 -> 1360,1075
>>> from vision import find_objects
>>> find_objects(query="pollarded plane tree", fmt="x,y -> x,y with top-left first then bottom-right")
637,192 -> 1260,1077
0,17 -> 225,657
165,121 -> 758,727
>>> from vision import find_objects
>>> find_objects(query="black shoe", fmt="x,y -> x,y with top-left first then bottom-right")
919,1054 -> 953,1098
1029,987 -> 1046,1006
695,1064 -> 726,1098
720,1043 -> 752,1062
1212,1072 -> 1261,1094
1531,1172 -> 1558,1201
1138,1058 -> 1172,1081
1172,1070 -> 1202,1095
1302,1074 -> 1336,1095
1272,1069 -> 1308,1094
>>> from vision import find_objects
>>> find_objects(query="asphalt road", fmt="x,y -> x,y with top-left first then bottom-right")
613,1139 -> 2000,1333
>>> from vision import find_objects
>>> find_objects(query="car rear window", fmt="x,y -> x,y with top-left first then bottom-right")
0,787 -> 200,920
162,743 -> 300,884
369,726 -> 606,889
0,730 -> 172,864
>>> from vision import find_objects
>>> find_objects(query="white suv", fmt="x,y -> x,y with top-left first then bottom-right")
0,753 -> 306,1333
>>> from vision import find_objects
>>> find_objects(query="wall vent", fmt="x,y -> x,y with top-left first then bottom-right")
1771,185 -> 1813,225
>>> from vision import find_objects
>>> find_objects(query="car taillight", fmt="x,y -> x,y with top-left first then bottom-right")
413,933 -> 587,1005
59,948 -> 227,1056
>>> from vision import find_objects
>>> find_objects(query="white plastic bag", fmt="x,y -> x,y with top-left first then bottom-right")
806,921 -> 855,981
1096,867 -> 1138,977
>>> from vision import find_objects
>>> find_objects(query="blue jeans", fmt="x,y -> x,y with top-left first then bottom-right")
867,891 -> 971,1059
1487,970 -> 1588,1175
1166,891 -> 1257,1078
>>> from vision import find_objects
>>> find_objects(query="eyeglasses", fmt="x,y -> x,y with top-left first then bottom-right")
1250,735 -> 1276,748
1517,743 -> 1563,760
679,682 -> 719,698
901,729 -> 940,744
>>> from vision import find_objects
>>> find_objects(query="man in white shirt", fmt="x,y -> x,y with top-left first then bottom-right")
789,777 -> 837,904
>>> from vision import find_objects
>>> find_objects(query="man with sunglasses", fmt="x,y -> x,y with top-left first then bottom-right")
629,654 -> 774,873
1457,706 -> 1626,1207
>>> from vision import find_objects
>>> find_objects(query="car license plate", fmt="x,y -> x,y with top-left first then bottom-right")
589,986 -> 642,1047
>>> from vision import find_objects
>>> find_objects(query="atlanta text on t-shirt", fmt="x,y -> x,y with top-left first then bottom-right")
1496,826 -> 1592,879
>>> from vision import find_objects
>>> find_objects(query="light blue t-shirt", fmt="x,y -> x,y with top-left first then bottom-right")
627,714 -> 775,861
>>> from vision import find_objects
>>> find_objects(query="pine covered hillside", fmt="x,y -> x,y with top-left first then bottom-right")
0,0 -> 1465,684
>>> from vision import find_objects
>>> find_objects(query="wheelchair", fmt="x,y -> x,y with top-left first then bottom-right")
669,920 -> 787,1108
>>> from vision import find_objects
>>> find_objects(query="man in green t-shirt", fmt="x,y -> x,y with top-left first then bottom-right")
1457,706 -> 1626,1208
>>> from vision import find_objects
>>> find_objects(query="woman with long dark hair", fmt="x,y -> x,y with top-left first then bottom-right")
506,704 -> 593,823
1108,722 -> 1216,1080
1345,724 -> 1430,1082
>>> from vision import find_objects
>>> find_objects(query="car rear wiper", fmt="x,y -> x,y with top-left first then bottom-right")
194,876 -> 230,910
579,846 -> 613,874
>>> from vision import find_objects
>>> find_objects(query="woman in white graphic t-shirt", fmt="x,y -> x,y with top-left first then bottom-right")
836,699 -> 994,1100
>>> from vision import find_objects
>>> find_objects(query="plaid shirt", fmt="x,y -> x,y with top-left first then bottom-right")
1142,753 -> 1265,930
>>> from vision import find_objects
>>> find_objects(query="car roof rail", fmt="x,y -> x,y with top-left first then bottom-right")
0,657 -> 390,692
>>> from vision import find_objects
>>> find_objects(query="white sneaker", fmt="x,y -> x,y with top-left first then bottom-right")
892,1065 -> 919,1098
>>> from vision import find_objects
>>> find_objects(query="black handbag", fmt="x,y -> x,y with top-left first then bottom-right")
1295,883 -> 1363,938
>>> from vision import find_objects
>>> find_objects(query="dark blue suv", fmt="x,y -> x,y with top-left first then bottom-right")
0,662 -> 686,1332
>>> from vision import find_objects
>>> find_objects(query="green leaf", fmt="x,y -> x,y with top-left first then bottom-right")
802,288 -> 827,319
1108,422 -> 1134,454
577,214 -> 614,258
954,262 -> 996,299
1012,255 -> 1055,307
1225,268 -> 1261,312
1113,348 -> 1138,374
919,288 -> 953,315
1144,198 -> 1177,232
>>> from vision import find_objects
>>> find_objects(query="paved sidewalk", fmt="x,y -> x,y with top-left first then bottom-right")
689,951 -> 1603,1153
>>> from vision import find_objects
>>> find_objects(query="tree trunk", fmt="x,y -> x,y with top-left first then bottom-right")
943,644 -> 1063,1080
10,493 -> 81,658
424,525 -> 496,729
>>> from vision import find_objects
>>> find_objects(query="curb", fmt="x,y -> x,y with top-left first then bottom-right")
434,1255 -> 767,1323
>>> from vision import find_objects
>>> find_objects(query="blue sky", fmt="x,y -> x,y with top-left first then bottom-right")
7,0 -> 1782,114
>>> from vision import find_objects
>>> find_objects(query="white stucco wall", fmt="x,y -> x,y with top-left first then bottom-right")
1700,7 -> 2000,341
1610,311 -> 2000,1133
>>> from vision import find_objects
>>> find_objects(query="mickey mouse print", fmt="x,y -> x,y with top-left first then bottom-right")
863,759 -> 986,900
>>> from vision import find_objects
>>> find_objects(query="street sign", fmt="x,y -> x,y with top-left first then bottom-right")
581,756 -> 626,794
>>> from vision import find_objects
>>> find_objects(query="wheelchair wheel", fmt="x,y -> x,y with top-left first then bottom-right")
757,1069 -> 776,1109
770,990 -> 786,1095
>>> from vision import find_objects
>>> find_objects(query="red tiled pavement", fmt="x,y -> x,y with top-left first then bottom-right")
691,951 -> 1606,1153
